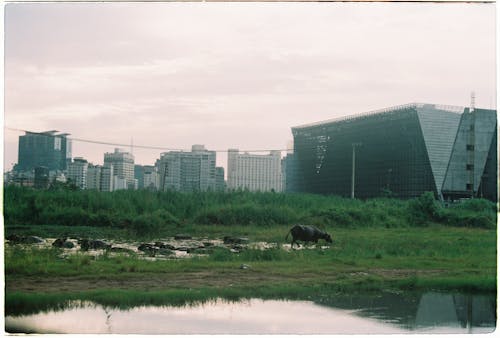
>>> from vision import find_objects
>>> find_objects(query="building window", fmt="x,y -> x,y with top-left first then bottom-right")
466,144 -> 474,151
466,183 -> 473,191
466,164 -> 474,170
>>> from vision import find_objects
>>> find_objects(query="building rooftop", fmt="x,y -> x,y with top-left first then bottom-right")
292,103 -> 466,131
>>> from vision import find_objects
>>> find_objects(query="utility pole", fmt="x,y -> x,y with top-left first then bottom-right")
468,92 -> 476,198
351,142 -> 362,199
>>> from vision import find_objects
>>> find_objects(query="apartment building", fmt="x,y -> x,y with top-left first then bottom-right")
104,148 -> 135,190
67,157 -> 88,190
227,149 -> 283,192
157,145 -> 217,192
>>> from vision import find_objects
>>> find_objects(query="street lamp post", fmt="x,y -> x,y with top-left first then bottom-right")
351,142 -> 362,199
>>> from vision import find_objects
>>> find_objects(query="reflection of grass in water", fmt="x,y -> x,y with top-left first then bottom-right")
5,281 -> 495,316
4,284 -> 369,316
5,275 -> 497,317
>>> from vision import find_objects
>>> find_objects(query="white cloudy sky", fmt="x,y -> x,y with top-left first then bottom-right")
3,2 -> 496,172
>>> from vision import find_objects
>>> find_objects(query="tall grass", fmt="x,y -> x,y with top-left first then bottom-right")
4,186 -> 497,237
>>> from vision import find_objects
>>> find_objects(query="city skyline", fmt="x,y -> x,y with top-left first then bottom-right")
4,2 -> 496,172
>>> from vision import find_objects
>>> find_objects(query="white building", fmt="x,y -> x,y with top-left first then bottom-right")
143,165 -> 159,190
113,176 -> 128,191
67,157 -> 88,190
157,145 -> 217,192
227,149 -> 283,192
104,148 -> 135,190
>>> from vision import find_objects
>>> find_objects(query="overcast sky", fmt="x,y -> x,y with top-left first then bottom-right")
3,2 -> 497,172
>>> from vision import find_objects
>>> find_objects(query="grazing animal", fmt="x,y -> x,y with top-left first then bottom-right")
286,225 -> 333,248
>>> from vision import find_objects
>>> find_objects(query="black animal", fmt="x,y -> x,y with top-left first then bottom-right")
286,225 -> 333,248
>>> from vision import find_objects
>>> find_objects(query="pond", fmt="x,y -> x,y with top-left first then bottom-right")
5,291 -> 496,334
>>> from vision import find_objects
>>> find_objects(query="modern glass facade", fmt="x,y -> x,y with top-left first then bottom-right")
17,131 -> 72,171
292,103 -> 497,201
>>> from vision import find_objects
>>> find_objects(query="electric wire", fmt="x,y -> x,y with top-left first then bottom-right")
5,126 -> 293,153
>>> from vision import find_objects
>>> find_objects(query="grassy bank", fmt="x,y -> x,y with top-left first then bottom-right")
4,188 -> 497,315
5,225 -> 496,315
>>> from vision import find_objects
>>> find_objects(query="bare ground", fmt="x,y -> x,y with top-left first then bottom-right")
5,268 -> 444,293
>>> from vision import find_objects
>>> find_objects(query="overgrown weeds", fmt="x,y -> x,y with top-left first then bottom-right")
4,187 -> 497,238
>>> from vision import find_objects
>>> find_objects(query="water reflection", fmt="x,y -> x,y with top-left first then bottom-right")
5,292 -> 496,334
317,291 -> 496,333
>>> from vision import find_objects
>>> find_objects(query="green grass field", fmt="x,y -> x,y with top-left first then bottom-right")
4,188 -> 497,315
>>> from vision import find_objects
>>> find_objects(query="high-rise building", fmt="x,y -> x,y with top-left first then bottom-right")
17,131 -> 72,171
227,149 -> 283,192
158,145 -> 217,192
86,164 -> 102,190
67,157 -> 88,190
143,165 -> 159,190
100,163 -> 114,192
282,153 -> 298,193
216,167 -> 225,192
134,165 -> 145,189
291,103 -> 497,201
104,148 -> 135,190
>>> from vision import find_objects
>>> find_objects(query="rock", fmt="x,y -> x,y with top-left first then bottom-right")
158,243 -> 176,250
176,247 -> 189,252
24,236 -> 44,244
52,238 -> 74,248
240,264 -> 251,270
186,247 -> 211,254
138,243 -> 158,257
232,244 -> 244,251
6,234 -> 22,242
223,236 -> 249,245
80,239 -> 111,251
174,234 -> 192,240
203,241 -> 214,247
158,248 -> 173,256
110,247 -> 134,254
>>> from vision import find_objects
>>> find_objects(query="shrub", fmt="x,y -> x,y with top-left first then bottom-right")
407,192 -> 440,226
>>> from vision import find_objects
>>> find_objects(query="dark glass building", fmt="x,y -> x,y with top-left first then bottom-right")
17,131 -> 72,172
291,103 -> 497,201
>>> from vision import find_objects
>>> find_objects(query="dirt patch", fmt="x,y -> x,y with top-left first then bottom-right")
5,269 -> 321,293
5,267 -> 447,294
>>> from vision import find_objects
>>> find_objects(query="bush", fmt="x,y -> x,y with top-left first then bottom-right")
129,209 -> 179,237
439,210 -> 496,229
407,192 -> 440,226
452,198 -> 497,213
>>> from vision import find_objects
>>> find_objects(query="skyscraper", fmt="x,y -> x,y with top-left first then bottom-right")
104,148 -> 135,190
157,145 -> 217,192
17,131 -> 72,171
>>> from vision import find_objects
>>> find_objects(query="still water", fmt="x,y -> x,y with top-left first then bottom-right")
5,292 -> 496,334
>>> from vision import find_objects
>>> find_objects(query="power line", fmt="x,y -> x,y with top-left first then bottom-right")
5,126 -> 293,153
